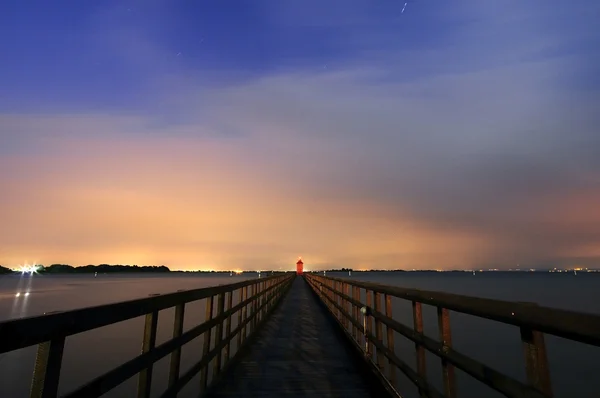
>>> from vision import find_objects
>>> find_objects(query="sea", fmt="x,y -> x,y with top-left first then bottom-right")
0,271 -> 598,398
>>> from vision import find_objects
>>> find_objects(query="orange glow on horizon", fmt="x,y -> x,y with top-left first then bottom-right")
1,116 -> 600,271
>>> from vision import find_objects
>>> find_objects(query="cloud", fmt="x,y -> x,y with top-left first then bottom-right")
1,1 -> 599,270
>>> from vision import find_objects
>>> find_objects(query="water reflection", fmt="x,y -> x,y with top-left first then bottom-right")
10,272 -> 34,319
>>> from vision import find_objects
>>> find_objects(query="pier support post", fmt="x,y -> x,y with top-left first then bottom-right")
137,310 -> 158,398
437,307 -> 457,398
200,295 -> 214,393
412,301 -> 427,398
519,302 -> 552,396
168,303 -> 186,388
30,337 -> 65,398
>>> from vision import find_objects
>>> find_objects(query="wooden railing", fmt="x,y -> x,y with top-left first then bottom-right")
0,273 -> 295,398
304,273 -> 600,398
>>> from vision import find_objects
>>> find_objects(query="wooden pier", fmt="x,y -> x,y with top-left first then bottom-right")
203,277 -> 389,398
1,272 -> 600,398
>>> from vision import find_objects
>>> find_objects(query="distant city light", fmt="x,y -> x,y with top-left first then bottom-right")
19,264 -> 40,274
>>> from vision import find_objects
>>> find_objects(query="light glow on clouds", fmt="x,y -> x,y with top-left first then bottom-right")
1,0 -> 599,270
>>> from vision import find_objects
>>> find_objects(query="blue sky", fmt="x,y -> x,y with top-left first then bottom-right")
1,1 -> 599,270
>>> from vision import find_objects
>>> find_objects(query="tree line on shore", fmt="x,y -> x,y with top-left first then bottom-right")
0,264 -> 171,274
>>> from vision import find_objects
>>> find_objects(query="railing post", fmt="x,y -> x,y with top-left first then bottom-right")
213,292 -> 225,379
353,286 -> 360,343
251,282 -> 257,333
224,291 -> 233,365
521,327 -> 553,396
237,287 -> 245,349
327,279 -> 332,311
137,310 -> 158,398
30,337 -> 65,398
270,278 -> 275,308
374,292 -> 385,371
264,280 -> 269,314
438,306 -> 457,398
331,280 -> 336,316
258,281 -> 265,322
200,295 -> 213,393
518,302 -> 552,396
366,290 -> 373,358
412,301 -> 427,398
385,294 -> 396,387
343,283 -> 350,330
336,281 -> 342,320
241,286 -> 248,344
168,303 -> 185,389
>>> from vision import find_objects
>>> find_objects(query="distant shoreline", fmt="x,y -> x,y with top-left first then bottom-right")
1,264 -> 598,275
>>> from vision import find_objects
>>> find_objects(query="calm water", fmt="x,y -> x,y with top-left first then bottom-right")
0,272 -> 598,398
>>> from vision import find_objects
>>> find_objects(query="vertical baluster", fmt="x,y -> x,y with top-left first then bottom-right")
331,280 -> 337,316
385,294 -> 396,387
168,303 -> 186,389
241,286 -> 248,344
213,293 -> 225,379
266,279 -> 270,308
267,279 -> 273,312
365,290 -> 373,358
137,311 -> 158,398
336,281 -> 341,320
255,282 -> 261,323
331,280 -> 335,313
250,282 -> 257,333
353,286 -> 359,343
325,279 -> 330,310
258,281 -> 265,322
237,287 -> 245,350
30,337 -> 65,398
521,326 -> 553,396
259,281 -> 264,322
224,291 -> 233,365
264,280 -> 269,314
200,296 -> 213,393
519,302 -> 552,396
374,292 -> 384,371
438,307 -> 457,398
412,301 -> 427,398
344,283 -> 350,330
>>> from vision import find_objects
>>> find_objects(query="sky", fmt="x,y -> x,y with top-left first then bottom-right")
1,0 -> 599,271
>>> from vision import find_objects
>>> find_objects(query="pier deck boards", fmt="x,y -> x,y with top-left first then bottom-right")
203,277 -> 384,398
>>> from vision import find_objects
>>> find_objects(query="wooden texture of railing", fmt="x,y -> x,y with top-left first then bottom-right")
304,273 -> 600,398
0,273 -> 295,398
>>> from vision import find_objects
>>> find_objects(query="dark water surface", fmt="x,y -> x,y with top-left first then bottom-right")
0,272 -> 598,398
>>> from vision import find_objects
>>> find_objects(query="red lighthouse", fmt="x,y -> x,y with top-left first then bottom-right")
296,257 -> 303,275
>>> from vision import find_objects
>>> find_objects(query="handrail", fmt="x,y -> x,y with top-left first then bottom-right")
0,275 -> 288,353
0,273 -> 295,398
304,273 -> 600,398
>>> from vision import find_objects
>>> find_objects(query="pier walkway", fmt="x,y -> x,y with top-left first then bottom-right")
1,270 -> 600,398
203,277 -> 386,398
